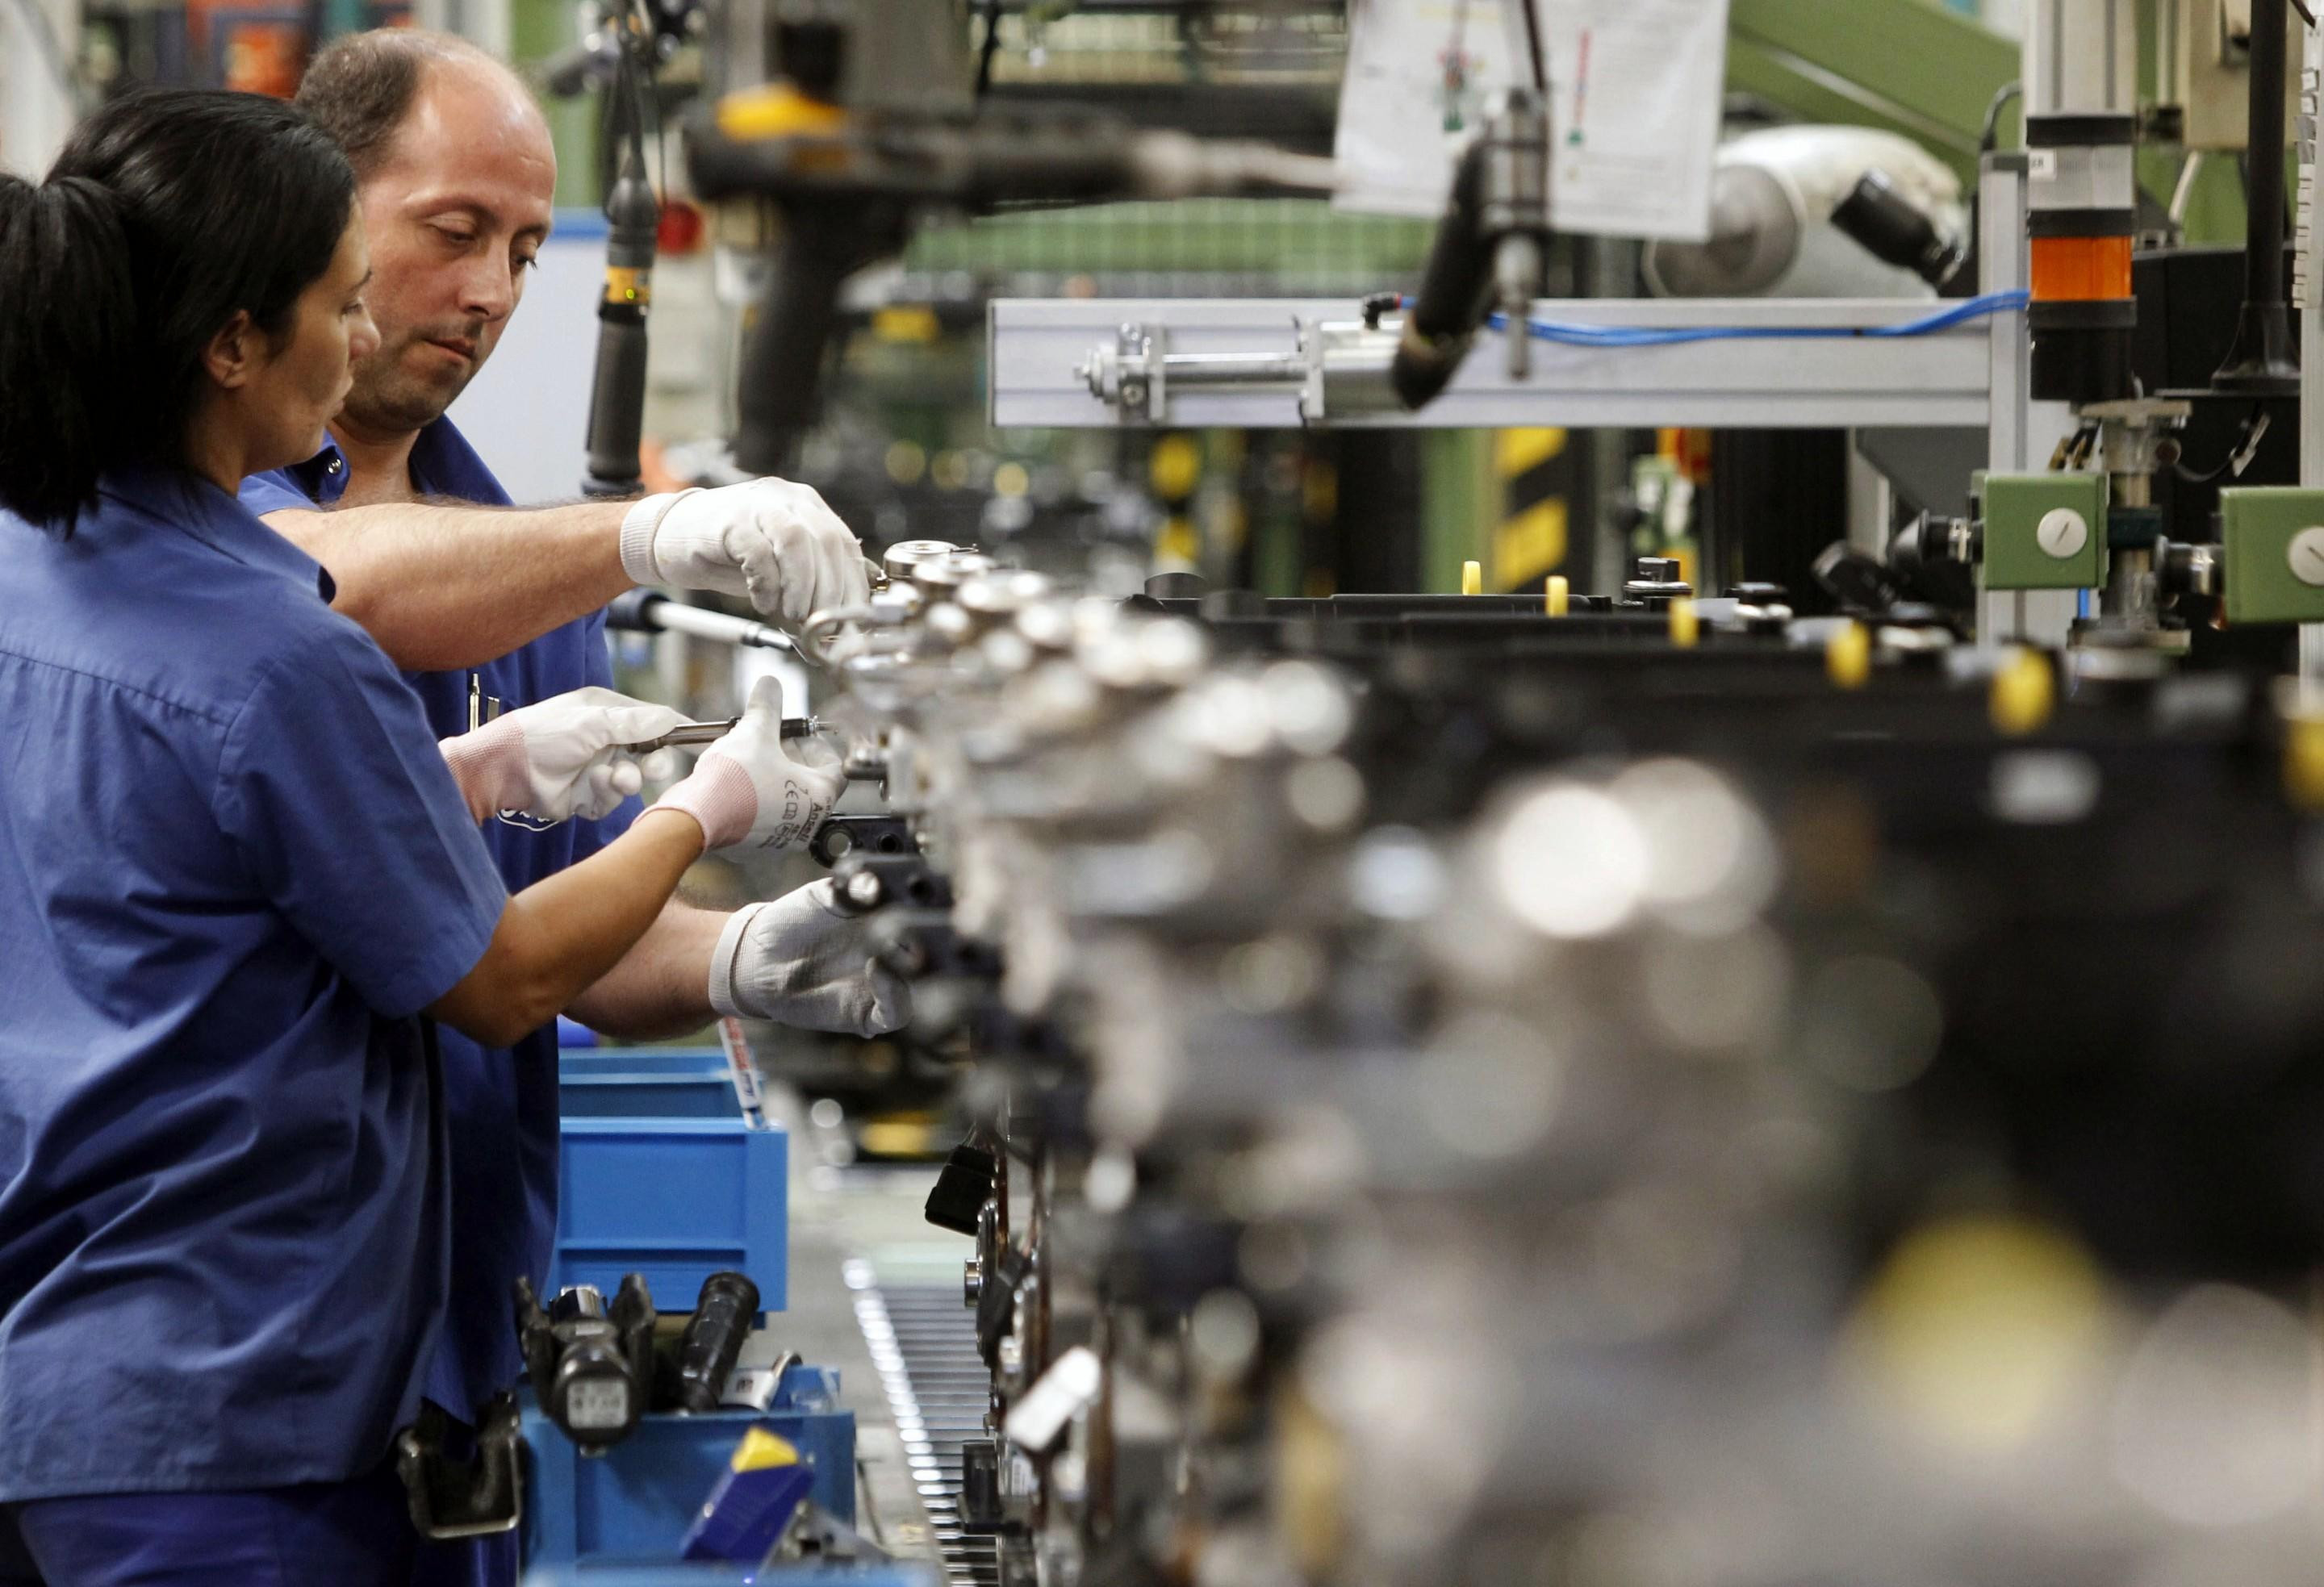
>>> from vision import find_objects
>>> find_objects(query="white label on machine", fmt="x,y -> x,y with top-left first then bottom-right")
2026,148 -> 2059,182
566,1378 -> 632,1430
1332,0 -> 1729,241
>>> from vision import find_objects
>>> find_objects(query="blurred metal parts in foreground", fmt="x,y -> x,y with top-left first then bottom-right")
792,542 -> 2324,1587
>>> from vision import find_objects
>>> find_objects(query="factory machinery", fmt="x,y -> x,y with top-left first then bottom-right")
800,516 -> 2324,1587
608,0 -> 2324,1581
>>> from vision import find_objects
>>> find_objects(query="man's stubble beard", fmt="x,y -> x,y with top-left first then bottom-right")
341,335 -> 479,439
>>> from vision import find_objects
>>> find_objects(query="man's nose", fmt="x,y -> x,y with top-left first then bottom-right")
458,253 -> 516,324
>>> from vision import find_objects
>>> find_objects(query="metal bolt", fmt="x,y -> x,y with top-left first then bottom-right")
963,1259 -> 984,1305
1121,379 -> 1147,410
846,871 -> 884,908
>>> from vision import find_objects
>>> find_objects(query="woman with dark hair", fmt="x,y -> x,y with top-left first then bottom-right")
0,90 -> 836,1585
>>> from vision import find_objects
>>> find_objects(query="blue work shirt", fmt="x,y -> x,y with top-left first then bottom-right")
0,465 -> 508,1499
244,419 -> 641,1422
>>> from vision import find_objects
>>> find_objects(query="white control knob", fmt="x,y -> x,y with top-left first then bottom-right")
2287,526 -> 2324,587
2036,507 -> 2089,560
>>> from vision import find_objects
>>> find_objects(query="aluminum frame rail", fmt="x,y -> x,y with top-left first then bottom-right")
989,296 -> 1997,431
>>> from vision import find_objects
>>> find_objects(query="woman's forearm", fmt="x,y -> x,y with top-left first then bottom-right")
426,808 -> 704,1045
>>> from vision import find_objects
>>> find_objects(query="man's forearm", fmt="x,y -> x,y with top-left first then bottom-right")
563,896 -> 729,1041
263,499 -> 632,671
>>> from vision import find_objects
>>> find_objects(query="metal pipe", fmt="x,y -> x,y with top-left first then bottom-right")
1162,353 -> 1310,385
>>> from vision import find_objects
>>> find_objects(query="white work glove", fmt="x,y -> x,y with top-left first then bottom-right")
654,676 -> 845,853
440,686 -> 683,824
620,478 -> 872,628
709,878 -> 911,1037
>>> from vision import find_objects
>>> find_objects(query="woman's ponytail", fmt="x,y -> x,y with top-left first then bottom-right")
0,173 -> 136,532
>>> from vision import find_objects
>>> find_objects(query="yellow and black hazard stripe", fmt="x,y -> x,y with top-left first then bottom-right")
1492,427 -> 1571,591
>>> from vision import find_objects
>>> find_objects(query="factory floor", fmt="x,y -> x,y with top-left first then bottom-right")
762,1089 -> 977,1572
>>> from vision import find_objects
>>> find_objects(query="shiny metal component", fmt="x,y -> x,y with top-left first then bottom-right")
884,539 -> 965,583
625,716 -> 740,752
2157,537 -> 2223,599
1478,89 -> 1551,381
912,553 -> 1001,597
619,716 -> 820,753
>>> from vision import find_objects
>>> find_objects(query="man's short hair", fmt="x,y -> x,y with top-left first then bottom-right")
294,30 -> 505,177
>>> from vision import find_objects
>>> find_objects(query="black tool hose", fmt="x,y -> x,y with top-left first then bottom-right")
733,211 -> 857,476
1390,139 -> 1492,410
2249,0 -> 2291,311
2214,0 -> 2299,389
583,148 -> 660,495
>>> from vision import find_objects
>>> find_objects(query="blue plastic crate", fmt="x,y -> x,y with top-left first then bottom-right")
522,1566 -> 936,1586
555,1118 -> 786,1311
521,1365 -> 855,1568
562,1048 -> 741,1119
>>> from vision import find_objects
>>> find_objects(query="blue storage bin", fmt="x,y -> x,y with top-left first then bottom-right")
521,1365 -> 855,1568
555,1118 -> 786,1311
562,1048 -> 740,1118
523,1566 -> 935,1587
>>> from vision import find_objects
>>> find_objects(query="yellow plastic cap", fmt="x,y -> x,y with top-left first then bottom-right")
1826,620 -> 1872,690
2284,715 -> 2324,810
1989,648 -> 2055,737
1667,597 -> 1699,648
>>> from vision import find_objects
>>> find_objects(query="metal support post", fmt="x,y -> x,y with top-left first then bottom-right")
1979,153 -> 2079,647
2299,16 -> 2324,680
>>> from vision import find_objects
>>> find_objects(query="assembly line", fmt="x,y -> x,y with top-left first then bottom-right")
6,1 -> 2324,1585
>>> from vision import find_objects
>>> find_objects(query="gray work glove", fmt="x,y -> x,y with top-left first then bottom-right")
439,686 -> 683,824
708,878 -> 911,1038
654,676 -> 845,854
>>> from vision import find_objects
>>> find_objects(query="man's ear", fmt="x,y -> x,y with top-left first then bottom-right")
201,310 -> 263,390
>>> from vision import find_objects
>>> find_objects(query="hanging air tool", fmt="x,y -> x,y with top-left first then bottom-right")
1388,13 -> 1551,407
575,1 -> 667,496
515,1274 -> 658,1454
582,144 -> 660,496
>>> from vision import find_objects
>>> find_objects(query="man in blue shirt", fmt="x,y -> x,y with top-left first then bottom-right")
243,32 -> 906,1585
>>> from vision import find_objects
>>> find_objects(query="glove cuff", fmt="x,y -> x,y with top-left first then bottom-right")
708,901 -> 773,1020
619,490 -> 698,587
655,754 -> 759,851
440,718 -> 527,823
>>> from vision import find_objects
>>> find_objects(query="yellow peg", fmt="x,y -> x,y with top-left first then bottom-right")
1667,598 -> 1699,648
1545,575 -> 1569,616
1826,620 -> 1871,690
1461,560 -> 1482,595
2285,715 -> 2324,811
1989,647 -> 2055,737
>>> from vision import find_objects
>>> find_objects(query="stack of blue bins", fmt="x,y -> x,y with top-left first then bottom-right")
533,1046 -> 873,1577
